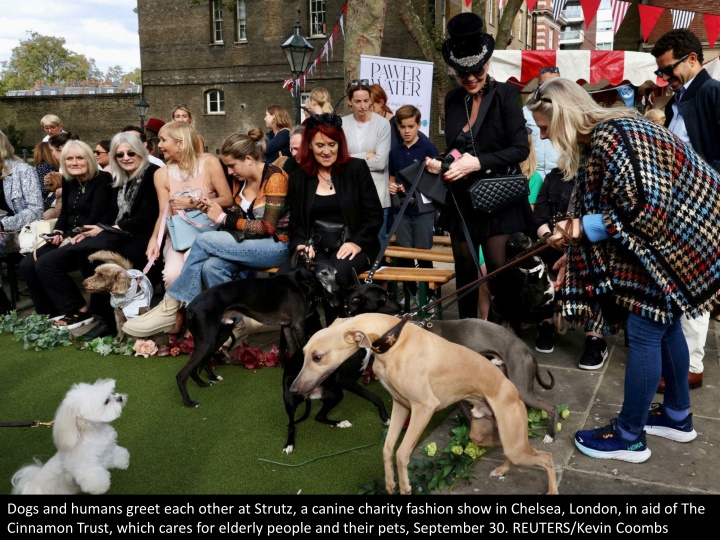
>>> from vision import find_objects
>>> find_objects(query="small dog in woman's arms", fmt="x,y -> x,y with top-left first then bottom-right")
82,250 -> 153,339
11,379 -> 129,495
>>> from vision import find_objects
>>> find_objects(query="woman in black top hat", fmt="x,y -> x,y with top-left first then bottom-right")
425,12 -> 531,319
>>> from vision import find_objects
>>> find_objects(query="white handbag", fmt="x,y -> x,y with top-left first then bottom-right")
19,218 -> 57,254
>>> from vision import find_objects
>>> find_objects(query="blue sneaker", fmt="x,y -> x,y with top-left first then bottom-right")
574,420 -> 651,463
645,403 -> 697,442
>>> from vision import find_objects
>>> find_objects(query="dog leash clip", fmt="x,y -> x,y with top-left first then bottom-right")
32,420 -> 54,428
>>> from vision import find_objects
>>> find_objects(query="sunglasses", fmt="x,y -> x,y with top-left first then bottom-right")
532,87 -> 552,104
539,66 -> 559,75
115,151 -> 138,159
173,103 -> 187,108
654,54 -> 690,78
93,150 -> 108,155
346,79 -> 369,89
457,65 -> 487,81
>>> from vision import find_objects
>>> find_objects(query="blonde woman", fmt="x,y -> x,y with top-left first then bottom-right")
263,105 -> 292,162
19,140 -> 114,327
305,87 -> 334,115
171,105 -> 205,148
149,121 -> 232,290
521,129 -> 542,210
124,129 -> 290,337
528,77 -> 720,462
0,131 -> 43,314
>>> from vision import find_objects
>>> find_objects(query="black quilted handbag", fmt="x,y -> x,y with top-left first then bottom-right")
466,173 -> 529,214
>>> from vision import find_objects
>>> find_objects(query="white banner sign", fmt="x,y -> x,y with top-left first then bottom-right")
359,55 -> 434,136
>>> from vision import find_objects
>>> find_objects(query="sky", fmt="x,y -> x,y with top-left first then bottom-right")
0,0 -> 141,75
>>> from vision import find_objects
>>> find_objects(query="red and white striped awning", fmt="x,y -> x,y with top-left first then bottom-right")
488,50 -> 666,88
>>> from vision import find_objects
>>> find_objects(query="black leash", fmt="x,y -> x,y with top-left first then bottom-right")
0,420 -> 54,428
365,161 -> 429,283
412,215 -> 577,320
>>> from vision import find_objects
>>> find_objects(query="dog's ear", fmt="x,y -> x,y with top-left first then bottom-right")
53,385 -> 84,451
343,330 -> 376,349
111,271 -> 132,296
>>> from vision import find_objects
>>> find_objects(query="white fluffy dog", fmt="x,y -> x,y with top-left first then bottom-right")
11,379 -> 129,495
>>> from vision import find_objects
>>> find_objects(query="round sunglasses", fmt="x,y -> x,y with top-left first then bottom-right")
115,151 -> 138,159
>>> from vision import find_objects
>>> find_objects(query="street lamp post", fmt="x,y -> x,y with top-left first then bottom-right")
281,13 -> 314,125
133,95 -> 150,129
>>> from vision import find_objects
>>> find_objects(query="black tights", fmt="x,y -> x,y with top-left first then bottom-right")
451,233 -> 510,319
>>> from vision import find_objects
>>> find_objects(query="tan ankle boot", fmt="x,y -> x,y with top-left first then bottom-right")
122,295 -> 181,338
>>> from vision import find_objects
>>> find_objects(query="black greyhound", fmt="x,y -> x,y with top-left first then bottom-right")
278,280 -> 400,454
178,260 -> 340,409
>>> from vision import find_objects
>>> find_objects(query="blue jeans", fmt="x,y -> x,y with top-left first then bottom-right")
618,311 -> 691,437
168,231 -> 289,304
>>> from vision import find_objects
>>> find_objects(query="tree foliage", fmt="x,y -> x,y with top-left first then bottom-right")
0,31 -> 141,92
0,31 -> 99,92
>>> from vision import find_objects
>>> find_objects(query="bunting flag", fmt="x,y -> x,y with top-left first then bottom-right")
464,0 -> 472,7
610,0 -> 630,35
553,0 -> 568,22
526,0 -> 537,12
705,14 -> 720,49
637,4 -> 663,42
580,0 -> 602,28
499,0 -> 504,14
339,13 -> 345,40
671,10 -> 695,30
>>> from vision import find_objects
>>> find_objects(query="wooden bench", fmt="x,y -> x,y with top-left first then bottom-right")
390,234 -> 452,247
384,245 -> 454,264
261,266 -> 456,319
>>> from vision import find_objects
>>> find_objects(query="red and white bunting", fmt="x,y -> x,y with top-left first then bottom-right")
671,9 -> 695,30
610,0 -> 630,35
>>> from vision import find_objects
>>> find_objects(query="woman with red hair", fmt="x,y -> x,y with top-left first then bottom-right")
281,112 -> 382,320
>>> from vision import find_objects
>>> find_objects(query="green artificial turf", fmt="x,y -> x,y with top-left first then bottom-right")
0,333 -> 450,494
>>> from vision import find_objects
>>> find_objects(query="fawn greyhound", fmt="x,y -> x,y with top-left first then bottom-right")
290,313 -> 559,495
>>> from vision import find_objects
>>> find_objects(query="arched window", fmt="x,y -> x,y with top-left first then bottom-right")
206,89 -> 225,115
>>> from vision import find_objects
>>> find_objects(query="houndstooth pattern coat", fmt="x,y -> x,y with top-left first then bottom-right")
562,117 -> 720,334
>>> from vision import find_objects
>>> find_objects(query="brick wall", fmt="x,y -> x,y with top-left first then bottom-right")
0,94 -> 143,151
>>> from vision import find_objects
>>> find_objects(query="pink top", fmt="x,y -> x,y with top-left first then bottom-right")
166,155 -> 218,216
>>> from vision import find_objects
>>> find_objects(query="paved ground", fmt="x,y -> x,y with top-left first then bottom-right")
4,258 -> 718,496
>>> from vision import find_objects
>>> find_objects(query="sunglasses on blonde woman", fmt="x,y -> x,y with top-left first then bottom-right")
115,151 -> 137,159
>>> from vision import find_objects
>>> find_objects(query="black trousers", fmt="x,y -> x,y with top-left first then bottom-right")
19,233 -> 162,326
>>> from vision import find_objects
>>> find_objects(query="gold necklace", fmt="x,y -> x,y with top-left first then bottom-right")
318,172 -> 334,191
77,178 -> 90,194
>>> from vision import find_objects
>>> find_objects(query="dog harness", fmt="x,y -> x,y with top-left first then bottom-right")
110,269 -> 154,318
370,317 -> 409,354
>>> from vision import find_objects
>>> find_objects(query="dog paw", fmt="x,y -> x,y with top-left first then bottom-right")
335,420 -> 352,428
385,481 -> 397,494
114,447 -> 130,469
542,434 -> 554,444
216,375 -> 224,381
79,472 -> 111,495
489,466 -> 509,479
282,445 -> 294,454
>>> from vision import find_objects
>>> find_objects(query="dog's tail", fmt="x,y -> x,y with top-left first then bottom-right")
10,460 -> 44,494
535,368 -> 555,390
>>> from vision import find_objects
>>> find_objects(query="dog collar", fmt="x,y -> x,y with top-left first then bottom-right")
518,262 -> 545,276
371,318 -> 408,354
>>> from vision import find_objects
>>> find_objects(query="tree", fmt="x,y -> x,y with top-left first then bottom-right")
0,31 -> 100,93
344,0 -> 388,80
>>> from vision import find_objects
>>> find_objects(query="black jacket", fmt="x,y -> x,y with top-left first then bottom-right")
287,158 -> 383,261
663,68 -> 720,173
532,168 -> 575,234
441,79 -> 531,237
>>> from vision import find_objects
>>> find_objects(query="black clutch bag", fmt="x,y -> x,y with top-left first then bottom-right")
311,220 -> 350,253
466,174 -> 529,214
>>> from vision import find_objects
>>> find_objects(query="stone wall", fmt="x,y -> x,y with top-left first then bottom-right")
0,94 -> 143,151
